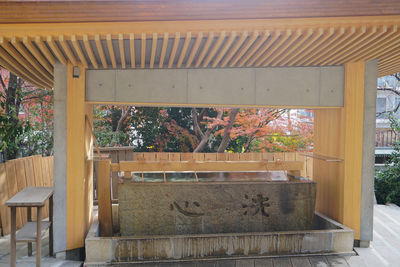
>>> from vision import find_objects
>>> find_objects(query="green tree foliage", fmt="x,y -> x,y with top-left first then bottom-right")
375,114 -> 400,205
0,69 -> 53,161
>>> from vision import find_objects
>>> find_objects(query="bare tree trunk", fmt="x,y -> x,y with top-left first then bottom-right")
116,106 -> 132,132
4,73 -> 21,160
217,108 -> 239,153
193,109 -> 223,152
244,134 -> 255,152
192,108 -> 205,139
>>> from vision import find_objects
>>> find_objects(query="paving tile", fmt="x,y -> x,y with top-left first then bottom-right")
273,258 -> 292,267
326,256 -> 349,267
235,259 -> 254,267
254,258 -> 273,267
308,256 -> 329,267
215,260 -> 235,267
196,261 -> 216,267
291,257 -> 311,267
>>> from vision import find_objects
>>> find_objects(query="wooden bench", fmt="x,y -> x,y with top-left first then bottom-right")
6,187 -> 53,267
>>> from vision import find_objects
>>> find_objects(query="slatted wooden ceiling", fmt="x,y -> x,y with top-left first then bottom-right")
0,16 -> 400,88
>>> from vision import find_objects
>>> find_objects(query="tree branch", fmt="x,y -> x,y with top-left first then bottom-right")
0,72 -> 6,91
217,108 -> 239,153
376,87 -> 400,117
393,73 -> 400,82
193,109 -> 223,153
116,106 -> 132,132
377,87 -> 400,96
192,108 -> 205,139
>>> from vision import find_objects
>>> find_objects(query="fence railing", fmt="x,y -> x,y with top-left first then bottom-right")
376,129 -> 399,147
0,155 -> 53,236
93,149 -> 313,201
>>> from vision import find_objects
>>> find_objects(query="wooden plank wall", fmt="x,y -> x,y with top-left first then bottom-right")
0,155 -> 54,236
93,150 -> 312,201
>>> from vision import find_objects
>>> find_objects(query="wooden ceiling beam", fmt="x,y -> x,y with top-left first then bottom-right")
2,1 -> 400,24
58,35 -> 78,66
0,37 -> 52,85
118,34 -> 126,69
95,34 -> 107,69
326,26 -> 378,65
83,35 -> 99,69
318,27 -> 367,66
212,31 -> 236,68
249,30 -> 281,67
294,28 -> 336,66
202,31 -> 226,68
237,30 -> 270,67
261,29 -> 296,67
0,46 -> 49,88
310,27 -> 356,66
46,36 -> 68,65
168,32 -> 180,69
2,16 -> 400,38
267,29 -> 303,67
229,31 -> 258,67
129,33 -> 136,69
149,33 -> 158,69
185,32 -> 202,68
306,27 -> 345,66
71,35 -> 88,68
34,36 -> 56,66
23,36 -> 54,74
194,32 -> 214,68
177,32 -> 191,68
10,37 -> 53,82
220,31 -> 248,68
158,33 -> 169,68
106,34 -> 116,69
141,33 -> 146,69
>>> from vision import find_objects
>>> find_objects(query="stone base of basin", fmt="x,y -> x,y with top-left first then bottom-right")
85,211 -> 354,265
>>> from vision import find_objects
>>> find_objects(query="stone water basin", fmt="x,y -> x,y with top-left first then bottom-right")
118,171 -> 316,236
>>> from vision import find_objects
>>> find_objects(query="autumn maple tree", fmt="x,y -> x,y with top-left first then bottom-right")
93,105 -> 313,153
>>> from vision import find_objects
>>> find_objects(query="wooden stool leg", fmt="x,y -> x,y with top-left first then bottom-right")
36,207 -> 42,267
49,196 -> 53,256
27,207 -> 32,256
10,207 -> 16,267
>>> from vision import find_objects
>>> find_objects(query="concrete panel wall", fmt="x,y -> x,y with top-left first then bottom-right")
53,62 -> 67,253
360,60 -> 378,244
86,67 -> 344,107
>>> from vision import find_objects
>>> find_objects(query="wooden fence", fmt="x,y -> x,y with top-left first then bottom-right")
376,129 -> 399,147
0,155 -> 53,236
93,148 -> 313,201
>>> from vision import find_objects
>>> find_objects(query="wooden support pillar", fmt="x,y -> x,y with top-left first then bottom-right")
313,61 -> 365,240
84,104 -> 94,238
66,63 -> 92,250
342,62 -> 365,240
97,160 -> 113,236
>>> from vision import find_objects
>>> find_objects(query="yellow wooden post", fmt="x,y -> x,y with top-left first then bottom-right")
97,160 -> 113,236
66,63 -> 90,249
342,61 -> 365,240
313,61 -> 365,240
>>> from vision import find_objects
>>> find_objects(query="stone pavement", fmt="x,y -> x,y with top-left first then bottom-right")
0,233 -> 82,267
1,205 -> 400,266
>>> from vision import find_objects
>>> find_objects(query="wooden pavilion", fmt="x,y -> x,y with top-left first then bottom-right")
1,0 -> 400,260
